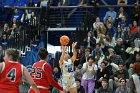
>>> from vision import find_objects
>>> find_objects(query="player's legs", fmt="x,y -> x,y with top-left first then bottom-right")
60,84 -> 68,93
69,77 -> 77,93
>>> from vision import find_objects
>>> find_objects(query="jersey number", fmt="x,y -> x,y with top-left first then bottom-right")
7,68 -> 16,82
68,66 -> 73,73
31,67 -> 42,79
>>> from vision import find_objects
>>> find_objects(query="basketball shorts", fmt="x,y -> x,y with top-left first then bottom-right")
61,75 -> 76,91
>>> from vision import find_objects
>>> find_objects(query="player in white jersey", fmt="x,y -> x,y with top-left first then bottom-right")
59,42 -> 77,93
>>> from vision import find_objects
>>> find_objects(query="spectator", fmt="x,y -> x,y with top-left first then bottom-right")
93,17 -> 103,30
0,34 -> 9,48
134,38 -> 140,49
81,56 -> 98,93
20,9 -> 31,24
81,48 -> 91,64
91,43 -> 104,58
95,53 -> 105,68
2,23 -> 10,36
109,49 -> 123,65
131,20 -> 139,33
27,0 -> 35,7
53,67 -> 61,81
133,52 -> 140,63
123,26 -> 132,49
118,16 -> 128,31
83,31 -> 96,50
96,34 -> 106,52
128,63 -> 134,77
9,24 -> 19,39
104,7 -> 117,23
105,16 -> 114,28
114,38 -> 125,60
96,62 -> 112,89
109,62 -> 130,90
96,23 -> 106,36
11,8 -> 22,21
117,0 -> 127,5
132,26 -> 140,42
26,11 -> 38,41
74,46 -> 84,66
115,78 -> 131,93
132,3 -> 140,25
10,18 -> 19,28
104,34 -> 116,48
103,58 -> 113,75
75,79 -> 85,93
116,7 -> 128,24
74,66 -> 83,80
106,23 -> 116,37
114,27 -> 124,40
130,62 -> 140,93
98,79 -> 113,93
52,67 -> 61,93
29,12 -> 37,27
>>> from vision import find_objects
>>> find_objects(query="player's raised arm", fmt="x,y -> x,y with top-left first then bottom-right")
59,46 -> 66,68
23,66 -> 40,93
71,42 -> 77,64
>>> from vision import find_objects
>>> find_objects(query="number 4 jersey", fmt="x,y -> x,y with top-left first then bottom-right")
0,61 -> 23,91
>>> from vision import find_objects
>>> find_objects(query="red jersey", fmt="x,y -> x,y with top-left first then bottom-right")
30,60 -> 63,91
0,61 -> 23,92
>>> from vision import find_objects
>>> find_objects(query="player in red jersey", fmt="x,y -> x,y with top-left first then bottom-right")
0,48 -> 40,93
29,48 -> 66,93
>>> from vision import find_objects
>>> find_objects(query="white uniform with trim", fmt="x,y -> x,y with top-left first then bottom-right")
61,59 -> 76,91
132,74 -> 140,93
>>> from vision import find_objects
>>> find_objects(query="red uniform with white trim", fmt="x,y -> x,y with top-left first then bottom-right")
29,61 -> 63,93
0,61 -> 23,93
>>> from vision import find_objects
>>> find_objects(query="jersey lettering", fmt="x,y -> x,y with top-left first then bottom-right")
7,68 -> 16,82
65,64 -> 74,73
31,67 -> 42,79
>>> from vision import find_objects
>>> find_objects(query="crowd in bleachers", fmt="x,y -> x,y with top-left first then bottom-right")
0,0 -> 140,93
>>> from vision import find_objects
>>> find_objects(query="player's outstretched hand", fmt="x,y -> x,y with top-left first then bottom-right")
62,46 -> 67,52
72,42 -> 77,49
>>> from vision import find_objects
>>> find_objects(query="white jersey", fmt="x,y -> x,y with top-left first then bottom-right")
132,74 -> 140,93
62,59 -> 74,76
82,62 -> 98,80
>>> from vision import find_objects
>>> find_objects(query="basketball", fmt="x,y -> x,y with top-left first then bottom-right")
60,35 -> 70,45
